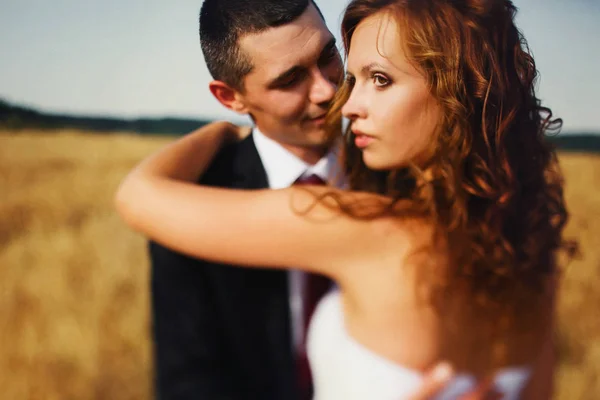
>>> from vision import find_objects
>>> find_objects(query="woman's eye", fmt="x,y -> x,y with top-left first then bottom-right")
372,73 -> 390,87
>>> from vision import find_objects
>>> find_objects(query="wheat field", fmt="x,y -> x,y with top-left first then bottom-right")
0,129 -> 598,399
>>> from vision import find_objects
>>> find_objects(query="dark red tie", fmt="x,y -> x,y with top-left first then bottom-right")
294,174 -> 332,400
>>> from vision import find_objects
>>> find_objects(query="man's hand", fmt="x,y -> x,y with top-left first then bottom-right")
407,363 -> 502,400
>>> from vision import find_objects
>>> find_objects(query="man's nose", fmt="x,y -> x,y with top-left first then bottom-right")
309,68 -> 337,106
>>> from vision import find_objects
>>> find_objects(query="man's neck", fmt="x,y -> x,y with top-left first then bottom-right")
279,142 -> 329,165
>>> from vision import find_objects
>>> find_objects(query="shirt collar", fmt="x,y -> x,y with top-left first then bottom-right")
252,127 -> 338,189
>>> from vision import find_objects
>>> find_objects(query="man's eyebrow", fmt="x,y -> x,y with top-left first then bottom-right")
267,37 -> 338,89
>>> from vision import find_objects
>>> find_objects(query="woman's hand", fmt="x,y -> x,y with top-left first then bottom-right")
232,124 -> 252,141
125,121 -> 248,183
212,122 -> 252,143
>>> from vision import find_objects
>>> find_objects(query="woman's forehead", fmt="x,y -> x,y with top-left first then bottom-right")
347,12 -> 415,76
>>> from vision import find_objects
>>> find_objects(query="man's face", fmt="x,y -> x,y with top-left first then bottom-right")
236,3 -> 343,159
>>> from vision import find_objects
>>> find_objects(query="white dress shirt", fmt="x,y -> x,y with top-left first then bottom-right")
252,127 -> 339,354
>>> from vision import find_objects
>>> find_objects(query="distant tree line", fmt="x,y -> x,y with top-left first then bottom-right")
545,134 -> 600,153
0,98 -> 211,136
1,98 -> 599,151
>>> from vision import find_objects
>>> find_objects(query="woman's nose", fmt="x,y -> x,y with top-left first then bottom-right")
341,89 -> 366,120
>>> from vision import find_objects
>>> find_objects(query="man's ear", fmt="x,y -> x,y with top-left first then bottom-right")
208,80 -> 249,114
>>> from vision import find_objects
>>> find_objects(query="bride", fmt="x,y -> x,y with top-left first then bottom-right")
116,0 -> 575,398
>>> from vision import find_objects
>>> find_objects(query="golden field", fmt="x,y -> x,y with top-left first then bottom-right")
0,129 -> 598,399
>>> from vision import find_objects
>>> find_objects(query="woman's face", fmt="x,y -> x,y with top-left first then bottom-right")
342,11 -> 441,170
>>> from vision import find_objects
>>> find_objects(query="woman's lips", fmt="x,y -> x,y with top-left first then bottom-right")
354,133 -> 374,148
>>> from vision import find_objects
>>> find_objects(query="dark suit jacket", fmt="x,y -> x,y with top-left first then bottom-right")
149,134 -> 297,400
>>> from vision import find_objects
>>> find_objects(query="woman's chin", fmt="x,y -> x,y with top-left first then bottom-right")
363,155 -> 404,171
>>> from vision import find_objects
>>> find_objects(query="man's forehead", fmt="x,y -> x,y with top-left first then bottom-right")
238,4 -> 332,75
251,33 -> 332,68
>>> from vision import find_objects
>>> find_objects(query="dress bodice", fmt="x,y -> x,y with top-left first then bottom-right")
306,290 -> 531,400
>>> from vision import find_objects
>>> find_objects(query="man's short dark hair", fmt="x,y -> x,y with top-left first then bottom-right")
199,0 -> 325,91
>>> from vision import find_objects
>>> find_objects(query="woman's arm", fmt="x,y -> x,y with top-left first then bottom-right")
130,121 -> 248,183
115,127 -> 402,280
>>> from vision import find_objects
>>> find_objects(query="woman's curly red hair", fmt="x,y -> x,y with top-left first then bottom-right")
325,0 -> 577,358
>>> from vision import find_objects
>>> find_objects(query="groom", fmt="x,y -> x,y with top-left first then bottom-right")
149,1 -> 343,399
149,1 -> 498,399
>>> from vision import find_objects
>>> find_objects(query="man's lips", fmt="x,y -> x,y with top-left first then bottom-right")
307,114 -> 327,126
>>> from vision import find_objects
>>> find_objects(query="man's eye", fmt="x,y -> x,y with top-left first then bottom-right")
326,47 -> 339,60
278,75 -> 299,88
344,74 -> 356,87
318,45 -> 339,65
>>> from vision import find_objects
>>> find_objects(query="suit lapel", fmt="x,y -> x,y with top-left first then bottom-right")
225,132 -> 297,397
229,133 -> 269,190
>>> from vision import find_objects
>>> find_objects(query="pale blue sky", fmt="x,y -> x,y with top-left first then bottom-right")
1,0 -> 599,132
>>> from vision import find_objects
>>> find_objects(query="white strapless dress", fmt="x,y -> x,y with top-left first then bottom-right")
307,290 -> 532,400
